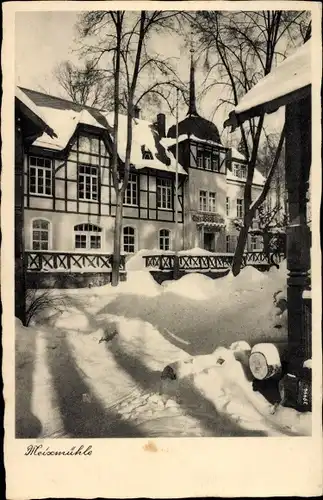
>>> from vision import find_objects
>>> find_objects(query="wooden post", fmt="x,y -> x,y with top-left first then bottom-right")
285,94 -> 311,364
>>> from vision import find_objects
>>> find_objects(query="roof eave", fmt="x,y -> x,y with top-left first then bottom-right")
224,84 -> 311,131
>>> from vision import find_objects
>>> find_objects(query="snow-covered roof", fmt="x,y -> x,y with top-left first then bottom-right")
15,87 -> 56,138
19,87 -> 186,175
231,147 -> 245,161
162,134 -> 223,149
224,40 -> 311,130
104,112 -> 187,175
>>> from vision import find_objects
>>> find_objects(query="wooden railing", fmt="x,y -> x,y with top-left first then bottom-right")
144,251 -> 285,271
25,251 -> 126,272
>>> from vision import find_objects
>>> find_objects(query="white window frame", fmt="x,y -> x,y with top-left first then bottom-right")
31,218 -> 52,250
250,235 -> 258,251
157,178 -> 172,210
29,156 -> 52,196
197,148 -> 204,168
159,229 -> 171,251
212,150 -> 219,171
124,173 -> 138,206
74,223 -> 102,251
237,198 -> 243,218
123,226 -> 136,253
208,192 -> 216,213
204,151 -> 212,170
199,190 -> 208,212
199,190 -> 216,213
78,164 -> 99,201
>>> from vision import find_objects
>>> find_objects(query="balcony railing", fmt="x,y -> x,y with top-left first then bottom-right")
25,251 -> 126,272
144,251 -> 285,271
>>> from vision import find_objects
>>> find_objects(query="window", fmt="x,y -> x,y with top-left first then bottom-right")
123,226 -> 136,253
32,219 -> 50,250
157,178 -> 172,209
199,190 -> 207,212
159,229 -> 170,251
29,156 -> 52,196
250,235 -> 257,251
204,151 -> 212,170
208,192 -> 216,213
74,223 -> 102,250
197,149 -> 204,168
124,173 -> 138,206
226,197 -> 230,216
233,163 -> 247,179
237,199 -> 243,218
199,191 -> 216,212
212,151 -> 219,171
240,165 -> 247,179
141,145 -> 153,160
78,165 -> 98,201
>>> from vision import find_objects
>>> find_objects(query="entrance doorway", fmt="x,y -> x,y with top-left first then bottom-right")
203,232 -> 216,252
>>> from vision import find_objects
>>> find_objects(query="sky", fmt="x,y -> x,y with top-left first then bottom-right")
15,10 -> 284,146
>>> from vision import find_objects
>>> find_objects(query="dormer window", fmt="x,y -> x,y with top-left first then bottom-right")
195,146 -> 220,171
233,162 -> 247,179
141,144 -> 153,160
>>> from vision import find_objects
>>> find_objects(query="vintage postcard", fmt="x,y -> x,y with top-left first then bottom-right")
2,1 -> 322,498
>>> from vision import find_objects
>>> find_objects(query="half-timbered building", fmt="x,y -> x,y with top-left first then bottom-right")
18,57 -> 265,271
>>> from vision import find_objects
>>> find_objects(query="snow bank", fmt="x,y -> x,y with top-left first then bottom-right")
126,247 -> 215,271
164,346 -> 311,436
178,247 -> 214,256
126,248 -> 172,271
164,273 -> 216,300
117,270 -> 161,297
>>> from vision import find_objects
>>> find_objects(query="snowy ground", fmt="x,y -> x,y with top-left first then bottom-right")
16,260 -> 311,438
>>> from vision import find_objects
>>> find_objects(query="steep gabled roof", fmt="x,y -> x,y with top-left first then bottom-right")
16,87 -> 56,138
19,87 -> 186,175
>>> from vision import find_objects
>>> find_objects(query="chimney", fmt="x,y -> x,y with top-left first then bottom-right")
134,105 -> 140,119
156,113 -> 166,137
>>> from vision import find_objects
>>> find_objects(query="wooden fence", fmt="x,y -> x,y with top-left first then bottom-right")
144,252 -> 285,271
25,251 -> 126,272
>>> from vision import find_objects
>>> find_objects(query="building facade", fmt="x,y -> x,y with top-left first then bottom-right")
18,61 -> 265,268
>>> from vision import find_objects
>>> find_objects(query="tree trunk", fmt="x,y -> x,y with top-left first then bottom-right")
111,191 -> 123,287
232,222 -> 250,276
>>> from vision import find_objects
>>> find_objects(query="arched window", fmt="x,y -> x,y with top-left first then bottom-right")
32,219 -> 50,250
159,229 -> 170,251
123,226 -> 136,253
74,223 -> 102,250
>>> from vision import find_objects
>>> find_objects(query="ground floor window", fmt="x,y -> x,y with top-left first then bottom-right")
74,223 -> 102,250
32,219 -> 50,250
123,226 -> 136,253
159,229 -> 170,251
250,234 -> 263,251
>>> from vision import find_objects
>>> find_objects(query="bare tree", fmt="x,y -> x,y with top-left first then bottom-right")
189,10 -> 311,275
54,60 -> 115,108
77,10 -> 184,285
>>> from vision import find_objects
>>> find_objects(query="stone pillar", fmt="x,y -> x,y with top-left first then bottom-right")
285,94 -> 311,364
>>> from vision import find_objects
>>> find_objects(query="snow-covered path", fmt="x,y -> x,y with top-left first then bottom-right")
15,263 -> 311,438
